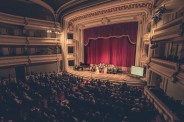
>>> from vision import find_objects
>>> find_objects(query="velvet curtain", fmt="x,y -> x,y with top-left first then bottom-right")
84,22 -> 138,67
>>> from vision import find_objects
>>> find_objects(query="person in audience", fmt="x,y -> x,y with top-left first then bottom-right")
0,71 -> 170,122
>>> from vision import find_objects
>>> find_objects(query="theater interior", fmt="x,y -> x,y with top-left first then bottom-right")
0,0 -> 184,122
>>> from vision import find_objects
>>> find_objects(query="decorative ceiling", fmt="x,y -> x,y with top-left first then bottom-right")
42,0 -> 71,12
0,0 -> 113,21
0,0 -> 55,21
0,0 -> 180,22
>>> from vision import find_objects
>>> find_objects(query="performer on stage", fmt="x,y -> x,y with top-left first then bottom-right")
96,66 -> 99,74
104,67 -> 107,74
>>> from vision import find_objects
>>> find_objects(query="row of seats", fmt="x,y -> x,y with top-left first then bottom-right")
0,72 -> 159,122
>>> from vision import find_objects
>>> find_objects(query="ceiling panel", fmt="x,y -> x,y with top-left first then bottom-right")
0,0 -> 54,21
42,0 -> 71,11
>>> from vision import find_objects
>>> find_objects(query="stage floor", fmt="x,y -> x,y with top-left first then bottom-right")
67,69 -> 146,86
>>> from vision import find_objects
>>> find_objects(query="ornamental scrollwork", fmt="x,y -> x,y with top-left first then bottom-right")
70,2 -> 153,23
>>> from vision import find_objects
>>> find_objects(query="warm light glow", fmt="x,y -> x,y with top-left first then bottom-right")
47,30 -> 52,33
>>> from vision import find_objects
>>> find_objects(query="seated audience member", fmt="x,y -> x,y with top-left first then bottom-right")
0,71 -> 166,122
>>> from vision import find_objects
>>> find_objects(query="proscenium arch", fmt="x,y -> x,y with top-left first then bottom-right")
64,0 -> 153,24
56,0 -> 114,25
61,0 -> 154,70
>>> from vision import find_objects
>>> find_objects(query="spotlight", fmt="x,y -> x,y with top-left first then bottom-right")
157,5 -> 166,14
152,15 -> 160,23
47,30 -> 52,33
152,5 -> 166,24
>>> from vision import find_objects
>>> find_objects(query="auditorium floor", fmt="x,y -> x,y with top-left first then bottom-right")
67,69 -> 147,86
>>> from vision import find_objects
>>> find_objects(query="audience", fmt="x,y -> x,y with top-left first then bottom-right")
0,72 -> 158,122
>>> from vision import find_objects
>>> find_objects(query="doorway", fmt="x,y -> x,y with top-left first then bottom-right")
15,66 -> 25,81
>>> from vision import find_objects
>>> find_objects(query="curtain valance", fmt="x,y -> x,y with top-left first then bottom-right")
84,35 -> 136,46
84,22 -> 138,46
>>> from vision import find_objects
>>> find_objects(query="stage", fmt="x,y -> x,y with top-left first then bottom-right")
67,69 -> 147,86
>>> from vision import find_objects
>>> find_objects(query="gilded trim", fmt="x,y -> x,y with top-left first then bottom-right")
84,35 -> 136,46
69,2 -> 152,23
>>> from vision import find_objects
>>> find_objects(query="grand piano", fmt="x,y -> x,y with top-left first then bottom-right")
74,62 -> 90,71
79,62 -> 90,70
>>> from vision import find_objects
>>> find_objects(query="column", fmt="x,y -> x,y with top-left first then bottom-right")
135,20 -> 143,66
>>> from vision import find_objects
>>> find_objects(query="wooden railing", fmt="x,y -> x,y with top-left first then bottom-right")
149,58 -> 176,78
0,54 -> 62,67
152,16 -> 184,41
144,87 -> 180,122
0,12 -> 60,29
0,35 -> 61,45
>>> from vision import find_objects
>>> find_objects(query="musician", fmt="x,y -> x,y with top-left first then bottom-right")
104,67 -> 107,74
90,65 -> 96,72
96,66 -> 99,74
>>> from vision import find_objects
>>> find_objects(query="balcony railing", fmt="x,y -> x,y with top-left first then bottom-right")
144,87 -> 180,122
0,54 -> 62,67
0,35 -> 61,45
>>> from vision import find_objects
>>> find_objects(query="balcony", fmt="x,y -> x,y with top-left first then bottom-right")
0,12 -> 25,25
144,87 -> 180,122
152,16 -> 184,42
0,54 -> 62,67
149,58 -> 184,87
149,58 -> 177,78
0,35 -> 61,45
25,18 -> 60,29
0,12 -> 60,29
176,64 -> 184,86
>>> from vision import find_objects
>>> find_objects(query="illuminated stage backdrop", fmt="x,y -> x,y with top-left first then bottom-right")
84,22 -> 138,67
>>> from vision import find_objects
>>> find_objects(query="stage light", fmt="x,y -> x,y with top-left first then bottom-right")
156,5 -> 166,14
152,5 -> 166,24
47,30 -> 52,33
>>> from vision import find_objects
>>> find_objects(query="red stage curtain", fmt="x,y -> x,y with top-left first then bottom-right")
84,22 -> 138,67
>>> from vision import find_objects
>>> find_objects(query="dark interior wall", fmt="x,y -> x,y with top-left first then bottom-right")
0,67 -> 16,80
0,62 -> 60,81
27,62 -> 58,74
0,0 -> 54,21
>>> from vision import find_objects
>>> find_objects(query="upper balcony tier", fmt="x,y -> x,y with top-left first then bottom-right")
152,16 -> 184,42
0,12 -> 60,29
0,35 -> 61,45
149,58 -> 184,87
144,87 -> 180,122
0,54 -> 62,67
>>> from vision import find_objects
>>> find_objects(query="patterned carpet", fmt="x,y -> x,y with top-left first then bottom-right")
67,69 -> 146,86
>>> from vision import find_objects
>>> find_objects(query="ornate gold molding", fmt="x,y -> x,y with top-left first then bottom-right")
76,24 -> 85,29
69,2 -> 152,23
101,17 -> 110,24
143,33 -> 151,41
